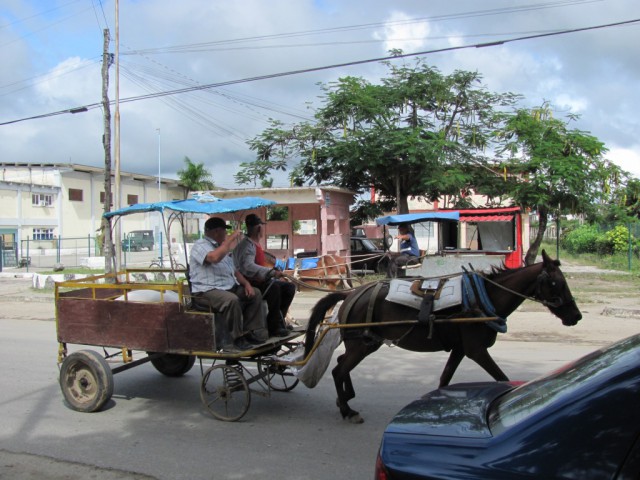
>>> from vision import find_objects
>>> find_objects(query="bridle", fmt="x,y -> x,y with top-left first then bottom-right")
481,269 -> 566,309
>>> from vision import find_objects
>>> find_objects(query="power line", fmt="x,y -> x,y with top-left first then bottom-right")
2,17 -> 638,127
123,0 -> 602,55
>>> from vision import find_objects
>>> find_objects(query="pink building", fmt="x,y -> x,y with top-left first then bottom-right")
209,187 -> 355,259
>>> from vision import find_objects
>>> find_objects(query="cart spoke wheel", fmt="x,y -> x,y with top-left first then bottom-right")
258,359 -> 299,392
59,350 -> 114,413
200,364 -> 250,421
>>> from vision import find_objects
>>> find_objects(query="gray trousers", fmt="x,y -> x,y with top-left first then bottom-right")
199,285 -> 267,346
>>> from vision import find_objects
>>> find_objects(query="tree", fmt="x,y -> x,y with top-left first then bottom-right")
177,156 -> 214,199
483,103 -> 623,264
236,58 -> 519,216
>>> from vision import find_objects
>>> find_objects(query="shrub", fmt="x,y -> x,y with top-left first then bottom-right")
606,225 -> 630,254
562,224 -> 601,254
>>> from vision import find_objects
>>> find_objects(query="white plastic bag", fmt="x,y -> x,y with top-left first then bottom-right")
295,302 -> 342,388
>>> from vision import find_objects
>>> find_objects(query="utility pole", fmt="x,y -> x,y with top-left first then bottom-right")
101,28 -> 115,277
113,0 -> 121,271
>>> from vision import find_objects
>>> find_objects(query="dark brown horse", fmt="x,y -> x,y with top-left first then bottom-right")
304,250 -> 582,423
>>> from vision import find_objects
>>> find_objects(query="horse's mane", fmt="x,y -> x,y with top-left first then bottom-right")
484,262 -> 518,280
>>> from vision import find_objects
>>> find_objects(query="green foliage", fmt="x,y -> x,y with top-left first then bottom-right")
177,156 -> 214,198
237,58 -> 519,214
562,224 -> 601,254
606,225 -> 631,254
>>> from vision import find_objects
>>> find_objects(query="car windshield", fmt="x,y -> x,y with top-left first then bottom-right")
360,239 -> 378,250
488,335 -> 640,435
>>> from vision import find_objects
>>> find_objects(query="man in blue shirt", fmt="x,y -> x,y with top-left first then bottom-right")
388,224 -> 420,277
189,217 -> 268,352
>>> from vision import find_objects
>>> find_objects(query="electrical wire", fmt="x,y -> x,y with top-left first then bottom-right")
1,17 -> 638,126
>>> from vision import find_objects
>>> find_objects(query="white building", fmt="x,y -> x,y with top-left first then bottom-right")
0,163 -> 184,265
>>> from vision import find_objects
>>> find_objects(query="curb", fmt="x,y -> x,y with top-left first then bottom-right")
602,306 -> 640,319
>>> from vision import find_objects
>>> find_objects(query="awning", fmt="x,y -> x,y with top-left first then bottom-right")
460,215 -> 514,222
376,211 -> 460,226
104,196 -> 276,219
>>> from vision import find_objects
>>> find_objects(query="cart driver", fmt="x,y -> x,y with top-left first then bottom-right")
388,224 -> 420,278
234,213 -> 295,338
189,217 -> 268,352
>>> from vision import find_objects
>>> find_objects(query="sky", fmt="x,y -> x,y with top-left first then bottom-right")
1,0 -> 640,190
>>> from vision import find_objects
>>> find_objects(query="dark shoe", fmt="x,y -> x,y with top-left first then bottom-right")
220,344 -> 240,353
245,333 -> 265,345
270,328 -> 290,338
233,338 -> 255,351
285,324 -> 294,331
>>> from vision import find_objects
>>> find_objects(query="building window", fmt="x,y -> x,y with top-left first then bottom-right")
32,193 -> 53,207
33,228 -> 54,240
69,188 -> 83,202
126,194 -> 138,205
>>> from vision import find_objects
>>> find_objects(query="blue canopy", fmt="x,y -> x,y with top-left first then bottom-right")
376,211 -> 460,226
104,196 -> 276,219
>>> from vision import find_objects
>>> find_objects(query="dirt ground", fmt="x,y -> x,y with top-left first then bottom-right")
501,262 -> 640,347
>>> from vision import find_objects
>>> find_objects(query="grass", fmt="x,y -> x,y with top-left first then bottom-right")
541,241 -> 640,276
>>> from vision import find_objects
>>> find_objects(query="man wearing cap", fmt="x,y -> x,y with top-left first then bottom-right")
234,213 -> 295,337
189,216 -> 268,352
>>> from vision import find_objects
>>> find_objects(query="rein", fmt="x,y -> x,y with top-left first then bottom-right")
479,271 -> 563,308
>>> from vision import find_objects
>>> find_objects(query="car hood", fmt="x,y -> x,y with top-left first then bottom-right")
385,382 -> 515,439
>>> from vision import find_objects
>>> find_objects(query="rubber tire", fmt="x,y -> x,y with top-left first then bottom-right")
59,350 -> 114,413
149,353 -> 196,377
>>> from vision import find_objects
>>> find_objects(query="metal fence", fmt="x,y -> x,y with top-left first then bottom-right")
0,233 -> 177,272
532,221 -> 640,271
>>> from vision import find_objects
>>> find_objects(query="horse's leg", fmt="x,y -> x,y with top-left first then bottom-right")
438,348 -> 465,388
462,329 -> 509,382
332,339 -> 380,424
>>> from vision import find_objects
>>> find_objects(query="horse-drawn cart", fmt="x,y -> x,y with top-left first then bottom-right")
55,196 -> 313,421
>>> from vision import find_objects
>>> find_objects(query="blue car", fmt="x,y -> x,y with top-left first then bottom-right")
376,334 -> 640,479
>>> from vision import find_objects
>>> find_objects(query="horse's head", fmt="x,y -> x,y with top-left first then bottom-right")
536,250 -> 582,326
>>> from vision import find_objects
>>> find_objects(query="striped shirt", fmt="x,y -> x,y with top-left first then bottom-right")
189,237 -> 238,293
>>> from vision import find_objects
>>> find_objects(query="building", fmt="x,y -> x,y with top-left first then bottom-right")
0,163 -> 184,266
209,186 -> 356,259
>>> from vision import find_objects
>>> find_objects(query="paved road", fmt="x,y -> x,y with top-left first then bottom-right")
0,274 -> 638,479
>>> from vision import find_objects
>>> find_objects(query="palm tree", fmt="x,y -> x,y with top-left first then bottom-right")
177,156 -> 215,199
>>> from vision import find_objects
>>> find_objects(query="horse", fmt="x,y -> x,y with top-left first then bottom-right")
304,250 -> 582,423
264,251 -> 353,291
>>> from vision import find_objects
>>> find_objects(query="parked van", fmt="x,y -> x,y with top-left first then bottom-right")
122,230 -> 154,251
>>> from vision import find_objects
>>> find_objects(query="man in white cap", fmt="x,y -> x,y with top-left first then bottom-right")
189,216 -> 268,351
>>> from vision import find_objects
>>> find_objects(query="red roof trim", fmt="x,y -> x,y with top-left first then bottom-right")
460,215 -> 514,222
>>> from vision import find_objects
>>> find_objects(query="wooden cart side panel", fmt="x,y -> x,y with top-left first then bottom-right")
166,311 -> 217,352
57,297 -> 178,351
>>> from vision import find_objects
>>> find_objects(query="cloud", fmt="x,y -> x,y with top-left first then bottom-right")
2,0 -> 640,189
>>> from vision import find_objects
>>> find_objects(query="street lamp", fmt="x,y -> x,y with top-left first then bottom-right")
156,128 -> 161,201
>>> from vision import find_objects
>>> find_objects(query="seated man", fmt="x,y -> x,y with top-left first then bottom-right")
189,216 -> 268,352
388,224 -> 420,278
234,213 -> 295,337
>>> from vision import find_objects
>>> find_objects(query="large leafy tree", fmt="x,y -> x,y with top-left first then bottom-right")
236,58 -> 519,216
177,156 -> 214,199
481,103 -> 623,264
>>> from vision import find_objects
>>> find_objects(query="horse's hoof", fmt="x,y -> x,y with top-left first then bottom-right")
348,413 -> 364,424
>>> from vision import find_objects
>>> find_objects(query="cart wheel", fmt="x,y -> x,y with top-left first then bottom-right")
200,364 -> 250,421
149,353 -> 195,377
59,350 -> 114,413
258,359 -> 299,392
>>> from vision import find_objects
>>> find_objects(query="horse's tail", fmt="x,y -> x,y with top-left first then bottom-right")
304,291 -> 349,356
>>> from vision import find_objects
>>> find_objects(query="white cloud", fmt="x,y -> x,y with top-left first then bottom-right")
374,11 -> 430,53
607,147 -> 640,178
